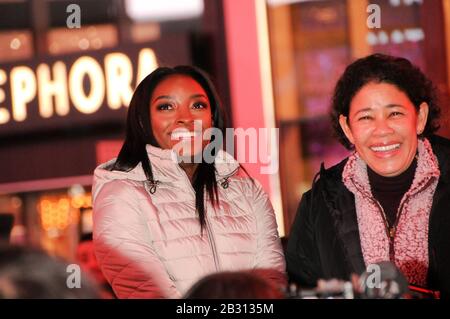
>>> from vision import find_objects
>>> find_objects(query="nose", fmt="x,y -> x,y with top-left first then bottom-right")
176,105 -> 194,126
373,118 -> 394,136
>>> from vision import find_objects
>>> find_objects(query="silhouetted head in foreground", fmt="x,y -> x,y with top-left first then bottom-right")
0,245 -> 100,299
184,270 -> 285,299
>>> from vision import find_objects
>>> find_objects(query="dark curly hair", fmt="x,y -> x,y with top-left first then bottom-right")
330,53 -> 441,149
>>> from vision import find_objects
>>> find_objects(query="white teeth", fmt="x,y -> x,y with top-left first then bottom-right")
370,144 -> 400,152
171,131 -> 199,139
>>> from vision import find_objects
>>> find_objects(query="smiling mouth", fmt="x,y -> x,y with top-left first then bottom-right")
370,143 -> 401,152
170,131 -> 201,140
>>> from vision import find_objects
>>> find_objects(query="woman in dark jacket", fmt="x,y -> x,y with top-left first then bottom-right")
286,54 -> 450,298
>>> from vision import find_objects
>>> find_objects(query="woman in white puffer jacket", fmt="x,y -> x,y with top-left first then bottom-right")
92,66 -> 286,299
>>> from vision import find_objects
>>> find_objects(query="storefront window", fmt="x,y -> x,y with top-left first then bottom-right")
37,189 -> 91,258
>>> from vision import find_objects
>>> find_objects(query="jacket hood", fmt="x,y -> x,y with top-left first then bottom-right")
93,144 -> 240,200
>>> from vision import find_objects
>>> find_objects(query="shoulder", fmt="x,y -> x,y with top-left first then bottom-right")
297,157 -> 352,216
92,159 -> 148,203
93,178 -> 147,207
228,175 -> 265,197
312,157 -> 349,193
429,135 -> 450,157
96,179 -> 143,195
429,134 -> 450,147
322,158 -> 348,179
428,135 -> 450,177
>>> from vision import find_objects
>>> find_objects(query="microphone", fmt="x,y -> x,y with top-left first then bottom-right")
286,261 -> 411,299
286,279 -> 354,299
357,261 -> 409,299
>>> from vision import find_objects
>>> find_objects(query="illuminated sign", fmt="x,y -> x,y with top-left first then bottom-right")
0,38 -> 191,136
2,49 -> 156,123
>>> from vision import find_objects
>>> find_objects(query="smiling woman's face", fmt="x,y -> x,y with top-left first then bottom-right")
339,82 -> 429,177
149,75 -> 213,157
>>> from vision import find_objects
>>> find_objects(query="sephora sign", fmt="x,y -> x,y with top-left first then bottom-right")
0,38 -> 191,136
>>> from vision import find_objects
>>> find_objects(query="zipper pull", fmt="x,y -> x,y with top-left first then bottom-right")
388,227 -> 396,262
389,226 -> 396,239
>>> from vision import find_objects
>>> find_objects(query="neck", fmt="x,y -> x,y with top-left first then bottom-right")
367,158 -> 417,227
178,162 -> 199,183
367,158 -> 417,191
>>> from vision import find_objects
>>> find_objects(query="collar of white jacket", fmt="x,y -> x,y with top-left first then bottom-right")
93,144 -> 240,186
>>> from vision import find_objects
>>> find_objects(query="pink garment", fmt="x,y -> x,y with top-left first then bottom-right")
342,138 -> 440,286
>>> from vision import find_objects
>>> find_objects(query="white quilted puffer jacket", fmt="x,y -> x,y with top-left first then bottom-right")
92,144 -> 286,299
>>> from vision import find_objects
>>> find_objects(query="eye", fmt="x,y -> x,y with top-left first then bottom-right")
156,103 -> 173,111
192,102 -> 207,109
390,111 -> 403,117
358,115 -> 372,121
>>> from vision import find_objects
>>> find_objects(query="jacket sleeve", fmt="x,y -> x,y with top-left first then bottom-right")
93,181 -> 180,299
250,180 -> 287,285
286,190 -> 323,288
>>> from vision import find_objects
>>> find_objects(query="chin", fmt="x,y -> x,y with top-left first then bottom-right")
370,164 -> 403,177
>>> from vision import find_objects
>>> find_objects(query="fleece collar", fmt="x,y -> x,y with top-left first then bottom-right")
343,138 -> 440,198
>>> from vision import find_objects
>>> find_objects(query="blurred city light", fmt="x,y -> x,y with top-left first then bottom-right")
125,0 -> 204,22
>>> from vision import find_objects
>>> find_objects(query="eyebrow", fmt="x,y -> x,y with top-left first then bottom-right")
191,94 -> 207,99
152,95 -> 173,103
152,94 -> 208,103
353,104 -> 405,116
